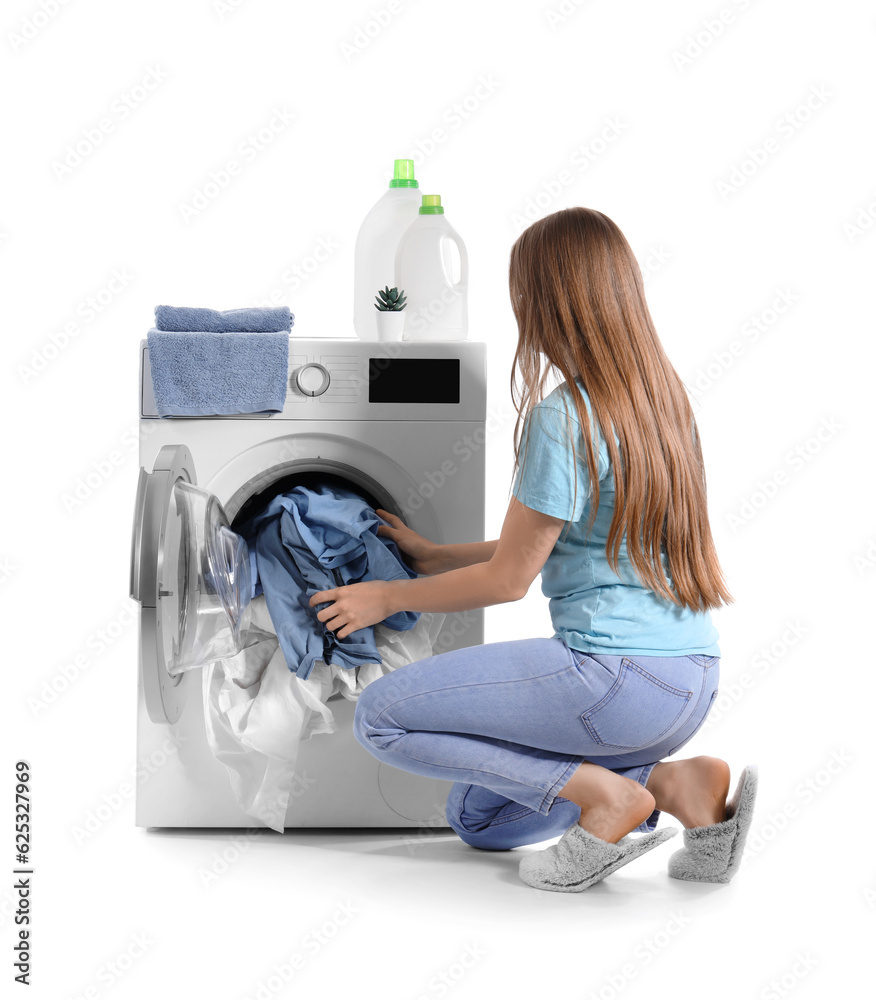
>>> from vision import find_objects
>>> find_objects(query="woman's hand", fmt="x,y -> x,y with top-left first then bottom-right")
309,580 -> 395,640
375,509 -> 443,575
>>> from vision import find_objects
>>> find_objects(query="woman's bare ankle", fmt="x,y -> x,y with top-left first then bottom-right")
558,762 -> 655,843
647,756 -> 731,829
578,780 -> 655,843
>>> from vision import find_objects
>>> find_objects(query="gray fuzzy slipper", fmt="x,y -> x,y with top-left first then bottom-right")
518,822 -> 678,893
667,764 -> 759,884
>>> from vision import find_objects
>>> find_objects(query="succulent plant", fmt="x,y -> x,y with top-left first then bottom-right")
374,285 -> 407,311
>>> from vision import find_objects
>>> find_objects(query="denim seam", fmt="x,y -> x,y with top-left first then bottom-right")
687,654 -> 719,666
368,665 -> 580,728
662,666 -> 713,758
538,757 -> 584,814
636,762 -> 657,787
454,781 -> 532,829
667,686 -> 718,756
633,762 -> 660,833
623,658 -> 695,698
484,804 -> 540,828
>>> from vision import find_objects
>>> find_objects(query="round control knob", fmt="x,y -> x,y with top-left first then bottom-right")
295,363 -> 331,397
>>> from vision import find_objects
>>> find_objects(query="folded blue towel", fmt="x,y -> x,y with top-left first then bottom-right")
154,304 -> 293,333
237,483 -> 420,679
146,329 -> 289,416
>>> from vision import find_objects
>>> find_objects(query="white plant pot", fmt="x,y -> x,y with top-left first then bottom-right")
375,310 -> 407,342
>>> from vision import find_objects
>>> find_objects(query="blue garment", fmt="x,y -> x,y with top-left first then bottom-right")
154,304 -> 293,332
511,381 -> 720,657
146,329 -> 289,416
237,484 -> 420,679
354,637 -> 719,846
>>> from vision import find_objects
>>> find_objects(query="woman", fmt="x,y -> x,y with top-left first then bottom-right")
309,207 -> 758,893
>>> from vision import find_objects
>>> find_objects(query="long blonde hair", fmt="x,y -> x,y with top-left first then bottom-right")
509,207 -> 732,613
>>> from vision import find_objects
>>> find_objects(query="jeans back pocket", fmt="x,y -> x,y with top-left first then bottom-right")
581,657 -> 693,751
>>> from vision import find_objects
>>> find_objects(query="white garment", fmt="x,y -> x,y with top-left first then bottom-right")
202,596 -> 446,831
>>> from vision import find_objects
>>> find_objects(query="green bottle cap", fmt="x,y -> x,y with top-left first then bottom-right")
419,194 -> 444,215
389,158 -> 418,188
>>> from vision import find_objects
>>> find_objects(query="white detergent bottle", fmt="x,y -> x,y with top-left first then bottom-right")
395,194 -> 468,341
353,158 -> 422,340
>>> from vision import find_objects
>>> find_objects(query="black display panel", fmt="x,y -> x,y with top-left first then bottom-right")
368,358 -> 460,404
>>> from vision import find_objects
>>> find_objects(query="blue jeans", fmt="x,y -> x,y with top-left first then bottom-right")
353,636 -> 719,850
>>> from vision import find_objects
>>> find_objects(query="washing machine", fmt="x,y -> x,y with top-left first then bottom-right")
130,337 -> 486,828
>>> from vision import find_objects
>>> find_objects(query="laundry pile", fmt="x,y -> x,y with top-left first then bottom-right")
236,481 -> 422,679
202,480 -> 443,831
203,601 -> 446,832
146,304 -> 292,416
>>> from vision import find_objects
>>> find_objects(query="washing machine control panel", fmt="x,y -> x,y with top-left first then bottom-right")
287,340 -> 484,420
289,353 -> 460,404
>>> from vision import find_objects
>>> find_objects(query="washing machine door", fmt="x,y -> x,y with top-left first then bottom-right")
130,445 -> 253,724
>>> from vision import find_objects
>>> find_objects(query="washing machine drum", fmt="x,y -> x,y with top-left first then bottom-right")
131,446 -> 253,691
131,444 -> 408,724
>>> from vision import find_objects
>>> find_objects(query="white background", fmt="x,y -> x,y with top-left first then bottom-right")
3,0 -> 874,996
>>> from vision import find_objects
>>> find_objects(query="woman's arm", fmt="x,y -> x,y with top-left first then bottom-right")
374,509 -> 497,574
309,497 -> 566,638
432,539 -> 499,572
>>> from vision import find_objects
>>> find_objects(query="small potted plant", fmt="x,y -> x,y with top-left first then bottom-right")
374,285 -> 407,341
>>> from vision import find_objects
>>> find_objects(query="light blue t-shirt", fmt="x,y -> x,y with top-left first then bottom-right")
511,381 -> 720,657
